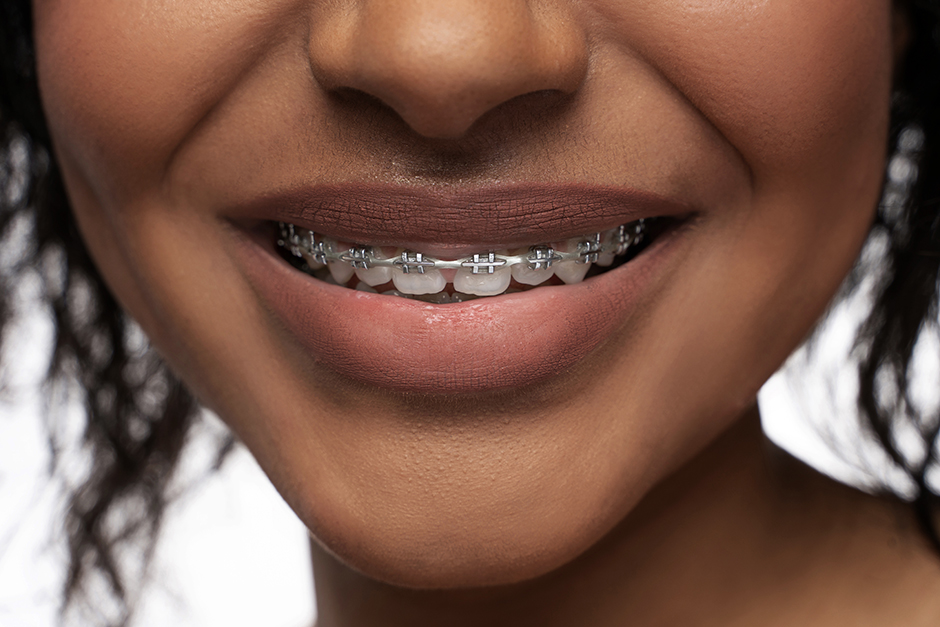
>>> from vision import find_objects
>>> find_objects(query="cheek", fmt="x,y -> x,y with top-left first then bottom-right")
602,0 -> 892,175
32,0 -> 295,201
628,0 -> 893,321
588,1 -> 895,463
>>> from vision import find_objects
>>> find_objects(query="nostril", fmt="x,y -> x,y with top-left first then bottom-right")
329,85 -> 576,146
330,87 -> 387,109
374,84 -> 580,141
307,0 -> 588,140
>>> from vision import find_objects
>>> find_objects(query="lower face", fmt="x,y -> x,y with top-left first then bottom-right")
33,0 -> 894,586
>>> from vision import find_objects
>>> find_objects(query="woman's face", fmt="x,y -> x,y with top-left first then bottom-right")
33,0 -> 896,586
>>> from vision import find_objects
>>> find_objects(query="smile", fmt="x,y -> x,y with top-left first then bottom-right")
234,184 -> 693,393
275,218 -> 661,303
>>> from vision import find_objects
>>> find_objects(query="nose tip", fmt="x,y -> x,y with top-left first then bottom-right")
310,0 -> 588,139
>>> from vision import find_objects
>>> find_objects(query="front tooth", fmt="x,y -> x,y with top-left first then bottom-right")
328,260 -> 356,285
355,283 -> 378,293
454,266 -> 512,296
355,265 -> 392,286
392,267 -> 447,295
512,263 -> 554,286
354,250 -> 393,286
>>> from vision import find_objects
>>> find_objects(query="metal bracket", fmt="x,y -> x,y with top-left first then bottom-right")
577,234 -> 602,264
395,251 -> 436,274
526,246 -> 560,270
340,246 -> 373,269
461,252 -> 507,275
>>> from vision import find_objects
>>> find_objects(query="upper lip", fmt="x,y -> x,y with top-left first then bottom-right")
234,183 -> 694,250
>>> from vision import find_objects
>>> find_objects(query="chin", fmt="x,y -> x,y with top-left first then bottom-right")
302,488 -> 623,589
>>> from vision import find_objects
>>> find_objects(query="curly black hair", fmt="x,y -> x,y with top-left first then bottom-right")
0,2 -> 228,625
2,0 -> 940,625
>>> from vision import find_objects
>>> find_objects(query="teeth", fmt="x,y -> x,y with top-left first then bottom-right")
284,226 -> 325,270
354,248 -> 393,286
511,263 -> 555,286
454,265 -> 512,296
595,251 -> 615,267
278,219 -> 653,300
392,267 -> 447,295
301,251 -> 326,271
553,236 -> 592,284
328,260 -> 356,285
355,265 -> 392,286
553,261 -> 590,284
595,231 -> 617,267
321,236 -> 356,284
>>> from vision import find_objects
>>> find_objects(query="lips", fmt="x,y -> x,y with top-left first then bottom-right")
230,184 -> 692,393
232,183 -> 690,250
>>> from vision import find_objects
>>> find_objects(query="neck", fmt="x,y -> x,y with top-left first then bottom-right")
309,408 -> 940,627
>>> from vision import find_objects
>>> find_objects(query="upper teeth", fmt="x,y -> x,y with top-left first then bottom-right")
277,220 -> 647,297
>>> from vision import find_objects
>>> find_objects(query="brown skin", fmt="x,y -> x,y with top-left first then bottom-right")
30,0 -> 940,624
313,412 -> 940,627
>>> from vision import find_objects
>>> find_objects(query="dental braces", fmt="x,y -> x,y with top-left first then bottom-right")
277,219 -> 647,274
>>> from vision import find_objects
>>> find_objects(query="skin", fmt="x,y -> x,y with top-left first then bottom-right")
30,0 -> 940,624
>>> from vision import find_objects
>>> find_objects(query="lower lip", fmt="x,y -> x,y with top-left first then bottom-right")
233,226 -> 683,394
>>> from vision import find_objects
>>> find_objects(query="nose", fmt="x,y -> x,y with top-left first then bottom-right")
309,0 -> 588,139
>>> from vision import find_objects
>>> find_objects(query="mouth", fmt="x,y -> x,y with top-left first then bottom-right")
273,217 -> 673,303
232,184 -> 694,394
